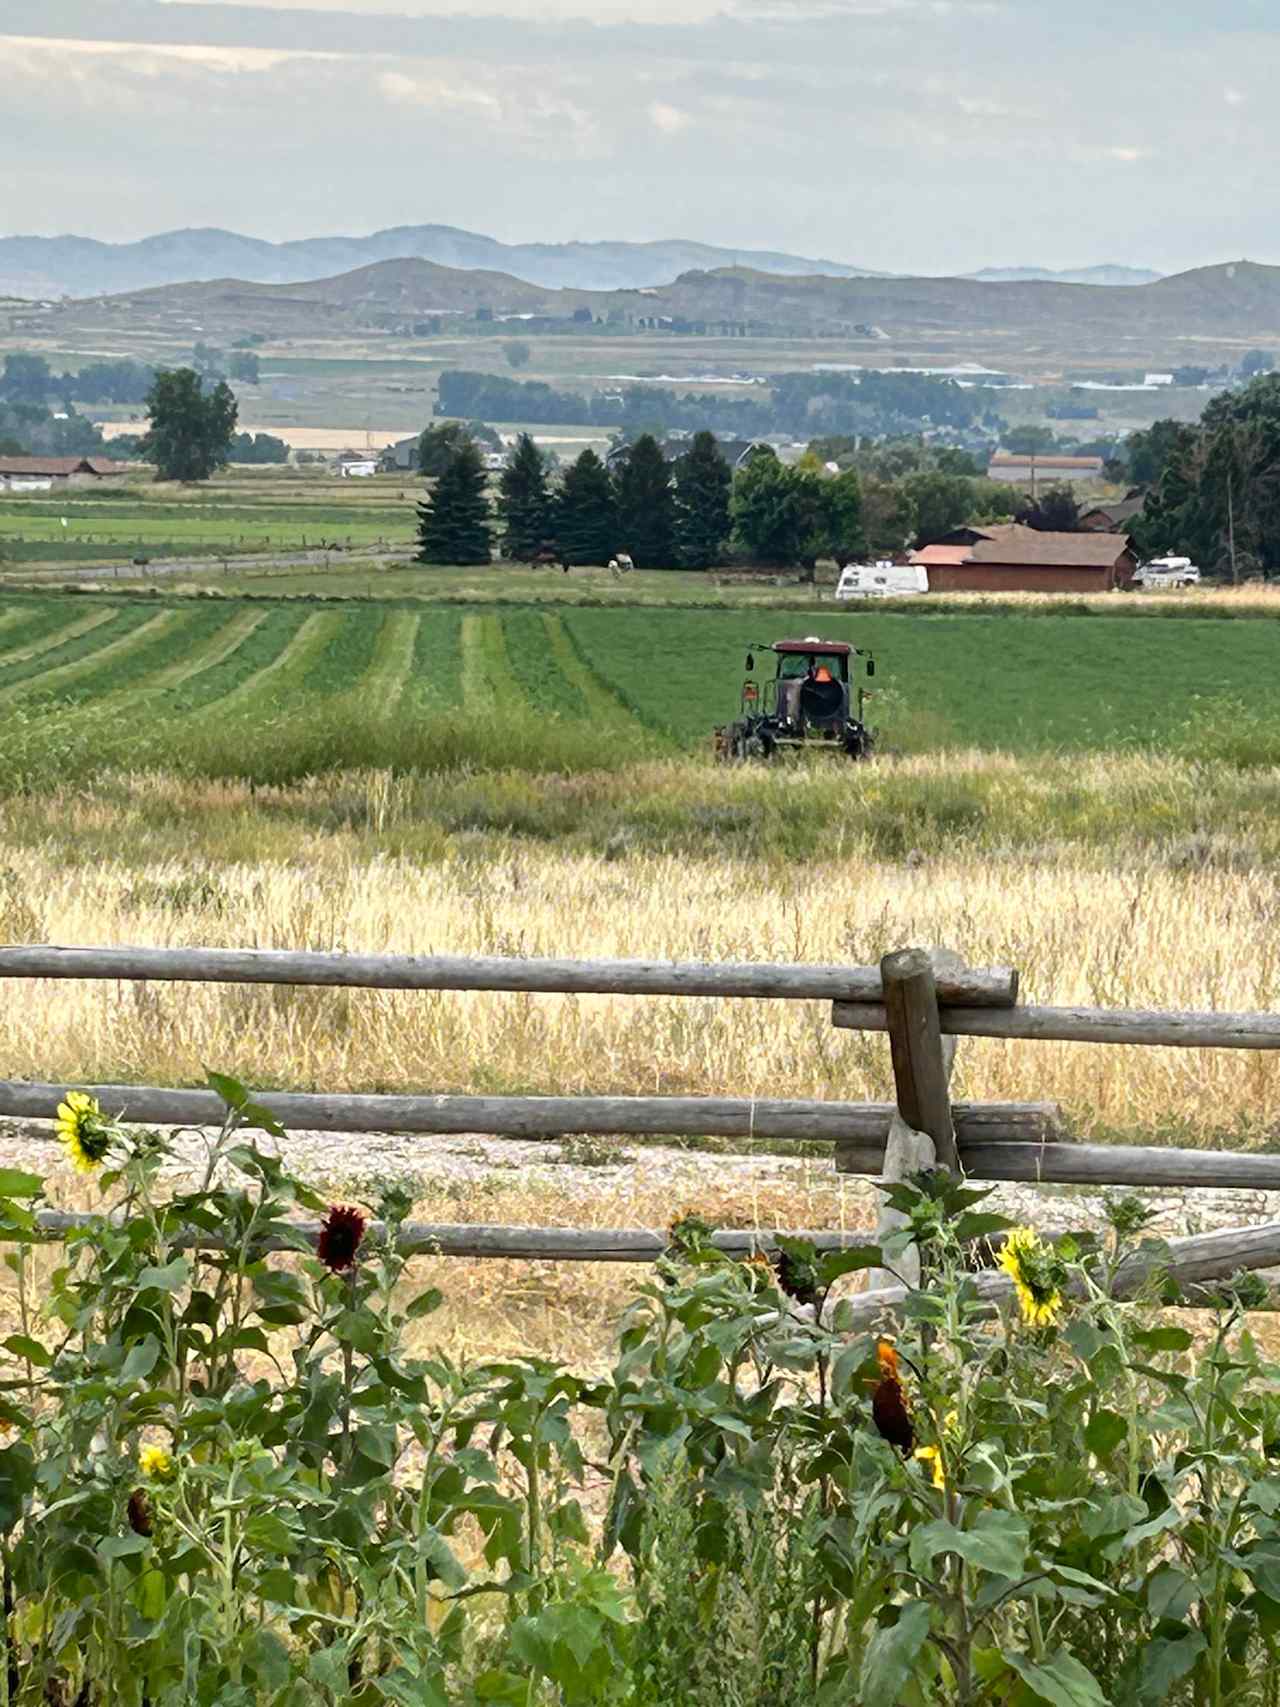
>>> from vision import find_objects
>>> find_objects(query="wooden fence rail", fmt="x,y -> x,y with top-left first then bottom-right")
0,1083 -> 1058,1146
834,1001 -> 1280,1051
5,943 -> 1280,1290
0,945 -> 1019,1006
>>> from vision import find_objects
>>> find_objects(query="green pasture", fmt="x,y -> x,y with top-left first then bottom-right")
0,594 -> 1278,786
0,473 -> 417,564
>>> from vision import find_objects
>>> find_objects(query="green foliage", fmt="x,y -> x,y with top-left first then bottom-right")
139,369 -> 239,484
504,340 -> 532,369
1017,484 -> 1083,532
861,473 -> 918,554
416,440 -> 493,566
1133,376 -> 1280,574
556,449 -> 617,567
1004,424 -> 1061,455
730,452 -> 826,565
612,435 -> 675,569
673,431 -> 732,569
12,1106 -> 1280,1704
901,470 -> 979,545
417,421 -> 477,479
499,434 -> 553,561
227,431 -> 289,465
0,354 -> 53,406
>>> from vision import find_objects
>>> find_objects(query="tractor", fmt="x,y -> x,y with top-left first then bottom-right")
715,635 -> 876,761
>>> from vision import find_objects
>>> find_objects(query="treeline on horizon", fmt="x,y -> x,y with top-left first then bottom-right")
437,367 -> 1003,440
415,427 -> 1043,571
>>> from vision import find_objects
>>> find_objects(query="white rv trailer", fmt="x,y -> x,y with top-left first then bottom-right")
834,561 -> 929,599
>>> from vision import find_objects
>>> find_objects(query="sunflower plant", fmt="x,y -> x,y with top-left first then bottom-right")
1,1096 -> 1280,1705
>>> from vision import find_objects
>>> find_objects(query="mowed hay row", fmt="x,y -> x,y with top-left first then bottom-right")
4,836 -> 1280,1146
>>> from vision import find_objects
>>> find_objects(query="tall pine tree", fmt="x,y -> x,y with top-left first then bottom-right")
416,439 -> 492,565
497,432 -> 551,560
613,433 -> 675,568
556,449 -> 616,566
673,431 -> 732,568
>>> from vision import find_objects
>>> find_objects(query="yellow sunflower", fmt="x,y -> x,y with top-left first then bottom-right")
138,1444 -> 173,1480
55,1092 -> 114,1175
998,1227 -> 1065,1329
914,1444 -> 946,1490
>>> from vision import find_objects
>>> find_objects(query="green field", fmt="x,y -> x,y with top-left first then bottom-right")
0,472 -> 415,564
1,593 -> 1279,790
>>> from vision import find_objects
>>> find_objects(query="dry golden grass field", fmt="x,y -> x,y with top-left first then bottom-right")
4,741 -> 1280,1365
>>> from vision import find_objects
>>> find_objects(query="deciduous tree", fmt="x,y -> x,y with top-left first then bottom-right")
139,368 -> 238,482
1016,484 -> 1082,532
730,450 -> 825,566
417,421 -> 474,477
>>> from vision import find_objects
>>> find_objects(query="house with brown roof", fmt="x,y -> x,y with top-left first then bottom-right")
910,523 -> 1136,592
0,455 -> 127,490
1079,492 -> 1146,532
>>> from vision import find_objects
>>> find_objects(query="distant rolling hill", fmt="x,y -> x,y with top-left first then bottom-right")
8,257 -> 1279,374
0,224 -> 885,300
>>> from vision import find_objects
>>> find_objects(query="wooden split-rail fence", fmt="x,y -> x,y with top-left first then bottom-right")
3,943 -> 1280,1317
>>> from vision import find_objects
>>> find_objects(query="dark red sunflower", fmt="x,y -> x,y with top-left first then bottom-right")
871,1339 -> 914,1455
317,1204 -> 367,1273
127,1489 -> 154,1537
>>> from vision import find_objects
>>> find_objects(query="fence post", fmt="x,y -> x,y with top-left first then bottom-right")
868,948 -> 961,1291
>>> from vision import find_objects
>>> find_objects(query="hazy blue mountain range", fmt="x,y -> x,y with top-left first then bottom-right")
0,223 -> 1161,300
966,265 -> 1163,286
0,225 -> 889,300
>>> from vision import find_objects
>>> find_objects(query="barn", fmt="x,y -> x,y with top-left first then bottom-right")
0,456 -> 127,491
911,523 -> 1136,593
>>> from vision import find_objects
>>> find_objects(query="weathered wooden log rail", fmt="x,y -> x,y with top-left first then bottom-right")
0,945 -> 1020,1006
4,943 -> 1280,1284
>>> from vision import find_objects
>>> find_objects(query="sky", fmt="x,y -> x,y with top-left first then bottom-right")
1,0 -> 1278,275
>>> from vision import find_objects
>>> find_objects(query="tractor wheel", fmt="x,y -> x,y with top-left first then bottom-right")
843,726 -> 875,761
722,721 -> 774,761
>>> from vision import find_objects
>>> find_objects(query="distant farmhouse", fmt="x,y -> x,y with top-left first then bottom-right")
912,522 -> 1136,593
987,453 -> 1105,485
0,455 -> 127,491
1079,492 -> 1146,532
335,450 -> 378,478
380,437 -> 420,473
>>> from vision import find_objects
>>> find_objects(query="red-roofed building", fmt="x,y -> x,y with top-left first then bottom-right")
910,523 -> 1136,592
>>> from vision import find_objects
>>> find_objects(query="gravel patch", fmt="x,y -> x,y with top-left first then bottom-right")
4,1121 -> 1277,1242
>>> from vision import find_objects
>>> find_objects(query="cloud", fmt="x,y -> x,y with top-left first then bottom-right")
377,70 -> 500,114
648,101 -> 690,133
0,32 -> 323,74
1225,86 -> 1247,105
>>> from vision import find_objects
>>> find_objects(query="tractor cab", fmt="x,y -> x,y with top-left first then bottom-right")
718,635 -> 876,761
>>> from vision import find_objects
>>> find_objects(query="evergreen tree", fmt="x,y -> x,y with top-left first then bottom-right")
497,433 -> 551,560
673,430 -> 732,568
613,433 -> 676,568
416,440 -> 492,565
556,449 -> 616,566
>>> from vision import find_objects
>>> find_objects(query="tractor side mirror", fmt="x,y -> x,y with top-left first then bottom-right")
865,658 -> 875,678
745,653 -> 754,672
